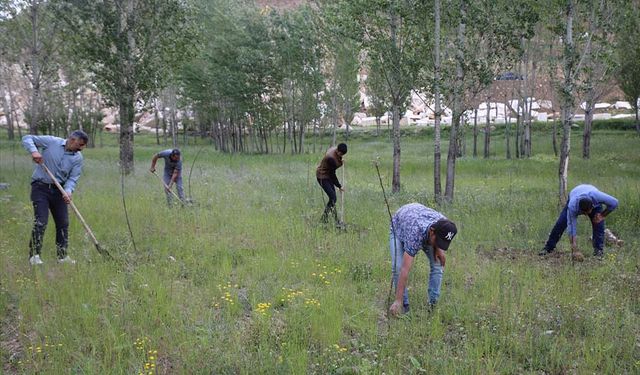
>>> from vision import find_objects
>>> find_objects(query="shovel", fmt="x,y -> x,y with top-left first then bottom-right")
40,164 -> 112,259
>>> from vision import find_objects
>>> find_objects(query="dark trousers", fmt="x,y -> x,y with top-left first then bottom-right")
29,182 -> 69,259
544,203 -> 605,252
317,178 -> 338,223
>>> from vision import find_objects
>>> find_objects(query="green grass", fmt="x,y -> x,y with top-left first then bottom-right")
1,126 -> 639,374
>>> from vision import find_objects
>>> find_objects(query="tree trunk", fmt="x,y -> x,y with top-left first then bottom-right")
332,91 -> 338,146
345,102 -> 351,141
445,0 -> 466,203
8,85 -> 21,138
457,118 -> 465,157
391,103 -> 401,193
505,99 -> 511,159
552,118 -> 558,156
484,97 -> 490,158
1,84 -> 15,140
558,0 -> 575,206
524,61 -> 536,157
154,99 -> 160,145
390,6 -> 401,194
473,109 -> 478,157
433,0 -> 442,202
583,101 -> 593,159
521,97 -> 529,158
28,1 -> 43,134
515,102 -> 521,157
634,104 -> 640,134
118,0 -> 136,174
170,108 -> 177,148
119,95 -> 135,174
445,114 -> 460,203
582,0 -> 597,157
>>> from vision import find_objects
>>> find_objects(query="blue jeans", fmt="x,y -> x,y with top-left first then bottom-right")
544,204 -> 604,251
163,172 -> 184,205
390,231 -> 444,307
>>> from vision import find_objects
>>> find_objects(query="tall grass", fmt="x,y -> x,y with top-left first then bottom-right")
1,127 -> 639,374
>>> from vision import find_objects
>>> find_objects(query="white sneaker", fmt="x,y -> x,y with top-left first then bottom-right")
57,256 -> 76,264
29,255 -> 44,265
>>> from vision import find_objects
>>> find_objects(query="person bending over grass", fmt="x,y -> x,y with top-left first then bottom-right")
539,184 -> 618,258
316,143 -> 347,225
150,148 -> 184,206
389,203 -> 458,316
22,130 -> 88,265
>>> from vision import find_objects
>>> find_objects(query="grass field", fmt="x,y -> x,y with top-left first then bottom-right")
1,126 -> 639,374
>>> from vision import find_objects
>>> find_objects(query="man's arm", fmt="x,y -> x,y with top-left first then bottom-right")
63,157 -> 83,195
327,158 -> 342,189
22,135 -> 50,164
569,235 -> 578,250
168,169 -> 179,187
566,207 -> 579,238
434,247 -> 446,267
150,154 -> 159,172
594,191 -> 618,217
389,252 -> 415,315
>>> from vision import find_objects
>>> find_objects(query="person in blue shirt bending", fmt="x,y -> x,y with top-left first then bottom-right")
539,184 -> 618,258
150,148 -> 184,206
22,130 -> 88,265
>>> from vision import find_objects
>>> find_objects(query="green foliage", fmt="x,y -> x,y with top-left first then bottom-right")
180,0 -> 326,153
615,2 -> 640,116
325,0 -> 427,108
440,0 -> 538,102
55,0 -> 196,107
1,127 -> 639,373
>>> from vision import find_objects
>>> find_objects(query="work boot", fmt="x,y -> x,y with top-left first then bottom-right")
538,248 -> 554,256
29,255 -> 44,265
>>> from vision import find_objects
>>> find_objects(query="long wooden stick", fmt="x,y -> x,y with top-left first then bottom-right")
152,170 -> 184,203
40,164 -> 111,258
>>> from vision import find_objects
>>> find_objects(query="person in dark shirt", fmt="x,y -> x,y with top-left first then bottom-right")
150,148 -> 184,206
316,143 -> 347,224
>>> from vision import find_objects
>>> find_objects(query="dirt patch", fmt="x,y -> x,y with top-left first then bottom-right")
475,245 -> 594,266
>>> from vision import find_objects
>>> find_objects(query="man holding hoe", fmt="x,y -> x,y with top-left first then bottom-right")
23,130 -> 88,265
150,148 -> 184,206
389,203 -> 458,315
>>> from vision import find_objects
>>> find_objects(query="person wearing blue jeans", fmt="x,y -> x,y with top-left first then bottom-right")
539,184 -> 618,258
150,148 -> 184,206
389,203 -> 458,316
